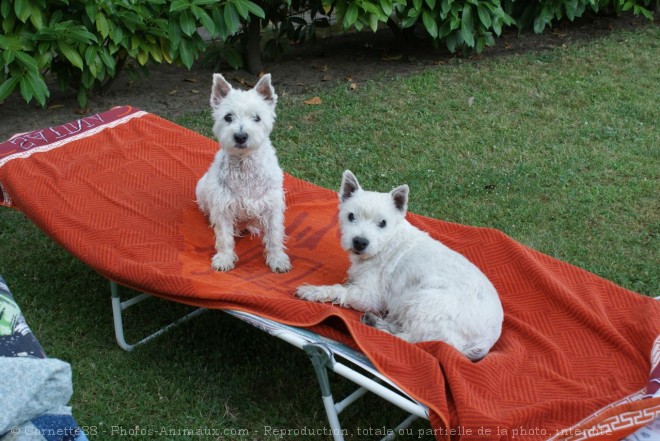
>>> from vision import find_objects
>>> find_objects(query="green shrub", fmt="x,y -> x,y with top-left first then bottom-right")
203,0 -> 334,73
395,0 -> 515,53
331,0 -> 654,54
503,0 -> 656,34
0,0 -> 655,108
0,0 -> 264,108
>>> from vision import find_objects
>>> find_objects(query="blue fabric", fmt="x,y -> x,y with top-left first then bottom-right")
0,277 -> 45,358
31,414 -> 88,441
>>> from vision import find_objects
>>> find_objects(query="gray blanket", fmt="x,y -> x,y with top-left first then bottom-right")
0,357 -> 73,435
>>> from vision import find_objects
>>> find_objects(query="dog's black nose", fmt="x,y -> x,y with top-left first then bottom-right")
234,132 -> 248,145
352,237 -> 369,252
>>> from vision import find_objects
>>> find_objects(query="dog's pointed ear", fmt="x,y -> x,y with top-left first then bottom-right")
340,170 -> 361,201
254,74 -> 278,106
391,185 -> 409,213
211,74 -> 232,109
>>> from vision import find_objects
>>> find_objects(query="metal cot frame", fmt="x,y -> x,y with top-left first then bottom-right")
110,281 -> 429,441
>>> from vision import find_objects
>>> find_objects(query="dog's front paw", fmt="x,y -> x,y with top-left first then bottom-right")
211,251 -> 237,271
267,252 -> 291,273
295,285 -> 337,303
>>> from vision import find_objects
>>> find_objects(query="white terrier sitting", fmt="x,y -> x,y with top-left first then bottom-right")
296,171 -> 503,360
195,74 -> 291,273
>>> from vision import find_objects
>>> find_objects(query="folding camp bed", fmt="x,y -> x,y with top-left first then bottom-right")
1,106 -> 659,440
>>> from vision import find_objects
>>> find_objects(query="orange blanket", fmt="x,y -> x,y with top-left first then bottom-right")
1,106 -> 658,440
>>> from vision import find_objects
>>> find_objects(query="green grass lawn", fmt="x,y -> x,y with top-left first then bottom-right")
0,25 -> 658,440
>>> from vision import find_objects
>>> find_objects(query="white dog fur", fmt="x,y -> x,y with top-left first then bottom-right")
296,171 -> 503,360
195,74 -> 291,273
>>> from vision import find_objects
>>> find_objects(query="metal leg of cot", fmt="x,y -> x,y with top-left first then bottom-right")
303,343 -> 421,441
304,344 -> 347,441
110,281 -> 206,351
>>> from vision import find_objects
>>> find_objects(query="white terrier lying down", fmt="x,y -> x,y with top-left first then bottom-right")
196,74 -> 291,273
296,171 -> 503,360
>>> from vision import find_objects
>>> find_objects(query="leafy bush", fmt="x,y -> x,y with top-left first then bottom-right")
261,0 -> 333,58
203,0 -> 334,73
330,0 -> 654,54
394,0 -> 515,53
0,0 -> 656,108
0,0 -> 264,108
503,0 -> 656,33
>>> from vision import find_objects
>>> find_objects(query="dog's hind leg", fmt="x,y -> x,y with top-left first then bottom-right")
361,312 -> 403,335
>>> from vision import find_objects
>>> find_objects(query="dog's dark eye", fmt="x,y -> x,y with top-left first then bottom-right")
348,213 -> 355,222
254,115 -> 261,122
224,114 -> 234,123
378,220 -> 387,228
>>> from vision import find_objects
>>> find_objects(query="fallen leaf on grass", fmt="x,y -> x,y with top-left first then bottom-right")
312,64 -> 328,72
304,96 -> 322,105
184,78 -> 198,83
344,75 -> 358,91
168,89 -> 178,95
468,96 -> 475,107
321,75 -> 333,82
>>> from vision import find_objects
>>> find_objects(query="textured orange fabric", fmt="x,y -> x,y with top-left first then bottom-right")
1,107 -> 658,440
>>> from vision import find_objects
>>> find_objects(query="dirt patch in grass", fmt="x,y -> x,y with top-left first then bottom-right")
0,13 -> 654,141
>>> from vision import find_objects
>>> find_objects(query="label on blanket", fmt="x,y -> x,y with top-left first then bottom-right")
0,106 -> 144,168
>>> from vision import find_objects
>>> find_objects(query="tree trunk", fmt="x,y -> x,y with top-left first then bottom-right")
386,18 -> 415,49
386,17 -> 403,40
245,18 -> 263,75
